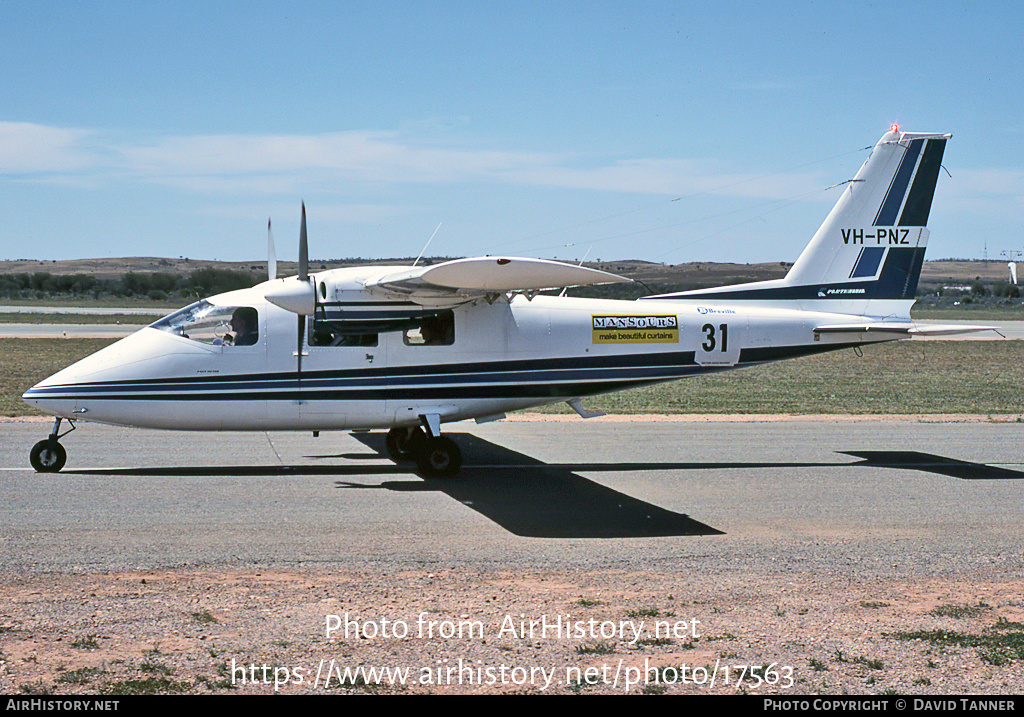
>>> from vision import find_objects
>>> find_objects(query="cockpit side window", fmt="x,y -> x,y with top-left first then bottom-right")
151,301 -> 260,347
228,307 -> 259,346
404,310 -> 455,346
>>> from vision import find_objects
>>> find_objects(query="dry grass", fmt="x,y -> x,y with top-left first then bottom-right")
0,339 -> 116,416
536,340 -> 1024,416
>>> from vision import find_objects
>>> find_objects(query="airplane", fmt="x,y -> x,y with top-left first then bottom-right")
22,126 -> 987,478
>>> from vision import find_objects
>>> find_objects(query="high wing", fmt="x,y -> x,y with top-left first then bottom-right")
363,256 -> 631,307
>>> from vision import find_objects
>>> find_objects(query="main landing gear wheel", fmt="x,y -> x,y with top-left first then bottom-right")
30,440 -> 67,473
385,426 -> 426,463
414,436 -> 462,479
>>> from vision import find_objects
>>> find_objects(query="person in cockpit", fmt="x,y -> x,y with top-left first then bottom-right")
228,307 -> 258,346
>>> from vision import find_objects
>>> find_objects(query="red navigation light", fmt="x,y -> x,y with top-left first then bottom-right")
890,123 -> 899,133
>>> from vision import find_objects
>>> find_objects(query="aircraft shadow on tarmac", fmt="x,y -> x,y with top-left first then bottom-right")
327,440 -> 1024,536
841,451 -> 1024,481
346,433 -> 723,538
64,437 -> 1022,539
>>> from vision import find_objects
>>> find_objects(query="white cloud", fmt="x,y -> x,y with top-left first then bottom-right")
115,131 -> 560,188
0,122 -> 98,173
0,122 -> 900,206
198,201 -> 413,225
938,168 -> 1024,219
500,157 -> 826,200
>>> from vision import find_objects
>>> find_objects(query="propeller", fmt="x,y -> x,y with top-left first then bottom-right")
263,204 -> 317,403
298,202 -> 309,283
296,203 -> 311,399
267,218 -> 277,281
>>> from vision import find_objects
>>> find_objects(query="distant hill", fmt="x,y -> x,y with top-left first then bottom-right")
0,256 -> 1013,286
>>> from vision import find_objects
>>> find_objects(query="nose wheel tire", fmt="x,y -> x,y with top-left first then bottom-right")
414,436 -> 462,479
30,440 -> 67,473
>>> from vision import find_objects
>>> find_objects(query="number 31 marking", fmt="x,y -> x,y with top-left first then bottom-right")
701,323 -> 729,352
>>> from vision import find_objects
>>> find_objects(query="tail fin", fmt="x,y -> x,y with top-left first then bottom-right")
647,128 -> 951,315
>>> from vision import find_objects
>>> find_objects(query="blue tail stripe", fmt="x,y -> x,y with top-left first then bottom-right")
849,247 -> 886,278
874,139 -> 923,226
898,138 -> 947,226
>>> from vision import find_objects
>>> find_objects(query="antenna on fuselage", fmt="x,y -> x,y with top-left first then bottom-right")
559,246 -> 594,297
413,222 -> 443,267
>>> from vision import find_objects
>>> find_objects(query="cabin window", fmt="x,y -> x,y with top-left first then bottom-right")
403,310 -> 455,346
150,300 -> 260,347
308,319 -> 379,347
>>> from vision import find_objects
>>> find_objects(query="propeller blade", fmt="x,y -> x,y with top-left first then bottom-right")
298,202 -> 308,283
296,314 -> 305,397
267,218 -> 277,281
293,203 -> 312,401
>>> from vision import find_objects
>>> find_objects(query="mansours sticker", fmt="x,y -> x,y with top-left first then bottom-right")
592,315 -> 679,344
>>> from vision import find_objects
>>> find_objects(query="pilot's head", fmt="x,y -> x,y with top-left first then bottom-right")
231,307 -> 258,335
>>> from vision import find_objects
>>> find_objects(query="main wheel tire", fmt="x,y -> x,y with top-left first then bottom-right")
414,436 -> 462,479
30,440 -> 67,473
385,427 -> 426,463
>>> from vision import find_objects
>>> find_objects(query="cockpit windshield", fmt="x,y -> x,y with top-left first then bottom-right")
150,300 -> 259,346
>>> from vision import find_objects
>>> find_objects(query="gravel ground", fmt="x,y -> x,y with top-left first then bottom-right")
2,566 -> 1023,695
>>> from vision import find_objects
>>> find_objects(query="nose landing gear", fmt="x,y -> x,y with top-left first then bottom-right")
30,418 -> 74,473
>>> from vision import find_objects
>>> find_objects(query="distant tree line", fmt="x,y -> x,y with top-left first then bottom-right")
922,279 -> 1021,299
0,268 -> 260,301
3,266 -> 1018,303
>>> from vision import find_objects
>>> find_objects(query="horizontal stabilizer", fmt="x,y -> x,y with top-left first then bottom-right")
907,324 -> 997,336
814,323 -> 914,336
365,256 -> 630,305
814,323 -> 996,337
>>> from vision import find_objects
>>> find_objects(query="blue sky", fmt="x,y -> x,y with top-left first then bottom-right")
2,1 -> 1022,266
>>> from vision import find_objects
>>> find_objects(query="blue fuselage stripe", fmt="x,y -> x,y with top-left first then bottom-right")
24,356 -> 701,400
23,343 -> 861,403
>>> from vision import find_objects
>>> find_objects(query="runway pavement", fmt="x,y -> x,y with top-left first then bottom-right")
0,304 -> 159,338
3,418 -> 1022,575
0,322 -> 147,338
0,305 -> 166,315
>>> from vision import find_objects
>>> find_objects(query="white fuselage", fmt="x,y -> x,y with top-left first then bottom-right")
23,275 -> 890,432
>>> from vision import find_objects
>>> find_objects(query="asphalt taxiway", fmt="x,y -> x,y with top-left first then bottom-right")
2,418 -> 1021,575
